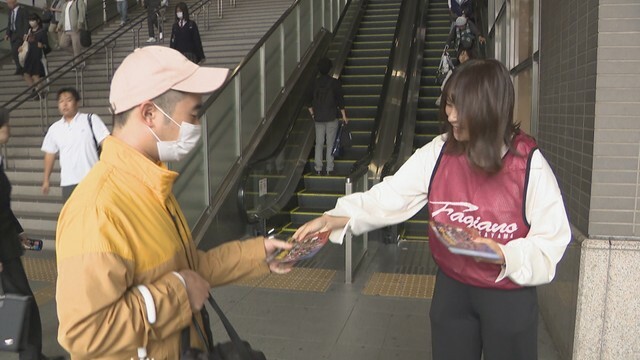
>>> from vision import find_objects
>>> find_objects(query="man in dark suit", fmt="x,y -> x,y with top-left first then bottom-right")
0,109 -> 64,360
4,0 -> 29,75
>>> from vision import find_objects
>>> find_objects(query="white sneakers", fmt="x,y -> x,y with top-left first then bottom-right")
146,37 -> 157,43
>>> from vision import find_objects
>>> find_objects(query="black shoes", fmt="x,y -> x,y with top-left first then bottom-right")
314,170 -> 334,176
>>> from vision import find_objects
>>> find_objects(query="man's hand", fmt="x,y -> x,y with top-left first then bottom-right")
177,269 -> 210,312
3,35 -> 9,41
264,237 -> 294,274
41,180 -> 50,195
0,262 -> 3,272
18,232 -> 29,247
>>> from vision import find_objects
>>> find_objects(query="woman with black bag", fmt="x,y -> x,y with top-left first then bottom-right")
21,13 -> 50,100
169,2 -> 205,64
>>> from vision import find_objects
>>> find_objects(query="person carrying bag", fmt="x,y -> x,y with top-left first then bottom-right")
178,294 -> 266,360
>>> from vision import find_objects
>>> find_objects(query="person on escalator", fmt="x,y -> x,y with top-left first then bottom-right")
293,59 -> 571,360
446,16 -> 485,55
435,46 -> 476,106
307,57 -> 348,176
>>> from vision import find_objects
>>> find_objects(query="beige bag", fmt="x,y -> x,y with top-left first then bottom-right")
18,40 -> 29,67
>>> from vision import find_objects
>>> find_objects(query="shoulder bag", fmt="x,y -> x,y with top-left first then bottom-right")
87,114 -> 102,157
76,0 -> 92,47
180,293 -> 266,360
0,276 -> 32,353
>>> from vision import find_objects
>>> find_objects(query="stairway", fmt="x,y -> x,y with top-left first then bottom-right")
275,0 -> 404,238
1,0 -> 293,241
400,0 -> 451,242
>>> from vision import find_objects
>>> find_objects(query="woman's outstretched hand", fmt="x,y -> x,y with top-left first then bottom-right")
292,214 -> 349,242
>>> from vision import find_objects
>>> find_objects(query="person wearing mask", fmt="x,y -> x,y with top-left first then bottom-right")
307,57 -> 348,176
41,87 -> 110,202
21,13 -> 50,99
0,109 -> 65,360
56,0 -> 87,67
4,0 -> 29,75
169,2 -> 205,64
54,46 -> 293,359
294,59 -> 571,360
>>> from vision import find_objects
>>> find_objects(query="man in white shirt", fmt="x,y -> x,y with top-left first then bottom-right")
41,87 -> 110,202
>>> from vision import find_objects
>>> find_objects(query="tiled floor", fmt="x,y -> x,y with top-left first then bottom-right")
0,236 -> 562,360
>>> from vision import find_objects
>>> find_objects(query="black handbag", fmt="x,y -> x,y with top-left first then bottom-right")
181,294 -> 266,360
331,121 -> 352,158
0,276 -> 32,353
76,0 -> 92,47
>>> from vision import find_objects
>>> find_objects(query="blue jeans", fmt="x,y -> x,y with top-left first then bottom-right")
117,0 -> 127,23
314,120 -> 339,172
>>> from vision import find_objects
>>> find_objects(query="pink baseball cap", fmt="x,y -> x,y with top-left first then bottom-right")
109,46 -> 229,114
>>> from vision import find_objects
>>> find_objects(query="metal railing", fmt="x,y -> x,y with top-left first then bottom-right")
171,0 -> 351,247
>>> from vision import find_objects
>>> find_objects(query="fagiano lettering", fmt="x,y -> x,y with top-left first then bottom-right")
430,201 -> 518,239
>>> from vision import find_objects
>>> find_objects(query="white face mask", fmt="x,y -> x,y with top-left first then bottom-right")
176,12 -> 183,19
147,103 -> 201,162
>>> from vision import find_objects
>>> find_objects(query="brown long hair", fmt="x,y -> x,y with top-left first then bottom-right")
439,59 -> 519,174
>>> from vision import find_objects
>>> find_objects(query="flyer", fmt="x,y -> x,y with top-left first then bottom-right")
429,221 -> 501,261
267,230 -> 331,263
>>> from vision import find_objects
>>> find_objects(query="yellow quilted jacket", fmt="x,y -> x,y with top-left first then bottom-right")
55,136 -> 269,359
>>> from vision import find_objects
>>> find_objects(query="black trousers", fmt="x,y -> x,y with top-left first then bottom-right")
1,257 -> 43,360
10,37 -> 23,73
146,1 -> 160,37
61,184 -> 77,203
429,271 -> 538,360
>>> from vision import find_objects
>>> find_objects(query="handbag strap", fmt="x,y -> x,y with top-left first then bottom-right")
182,293 -> 253,357
86,114 -> 99,153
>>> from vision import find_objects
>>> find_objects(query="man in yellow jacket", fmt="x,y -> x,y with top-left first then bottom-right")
55,46 -> 293,359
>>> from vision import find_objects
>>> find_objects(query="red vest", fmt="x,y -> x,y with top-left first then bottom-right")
427,132 -> 537,289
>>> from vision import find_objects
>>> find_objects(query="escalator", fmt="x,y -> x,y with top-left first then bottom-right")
399,0 -> 451,242
280,0 -> 404,237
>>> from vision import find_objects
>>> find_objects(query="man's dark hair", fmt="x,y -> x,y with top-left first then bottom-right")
317,58 -> 332,75
28,12 -> 42,25
57,87 -> 81,101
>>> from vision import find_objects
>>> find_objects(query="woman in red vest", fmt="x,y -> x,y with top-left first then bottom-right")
293,59 -> 570,360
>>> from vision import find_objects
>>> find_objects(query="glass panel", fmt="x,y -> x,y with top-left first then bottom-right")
514,67 -> 532,134
173,139 -> 207,228
207,82 -> 239,193
283,14 -> 299,81
313,0 -> 324,35
299,0 -> 312,50
264,29 -> 283,107
240,54 -> 262,150
515,0 -> 534,64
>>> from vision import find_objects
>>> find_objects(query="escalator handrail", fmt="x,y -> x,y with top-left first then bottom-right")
237,0 -> 368,224
346,0 -> 417,182
380,0 -> 429,179
1,0 -> 211,112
